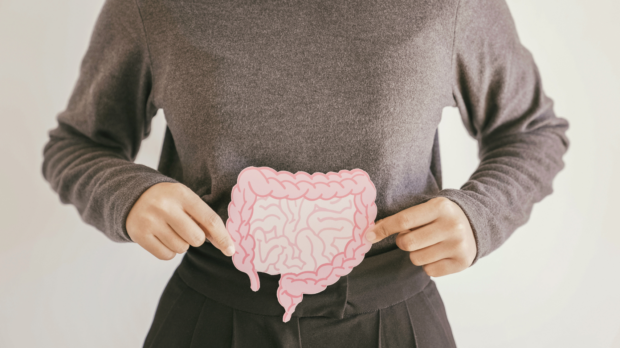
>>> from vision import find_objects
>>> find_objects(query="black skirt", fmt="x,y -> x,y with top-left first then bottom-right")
143,245 -> 457,348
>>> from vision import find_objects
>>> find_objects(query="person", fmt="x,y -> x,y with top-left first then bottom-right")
41,0 -> 569,346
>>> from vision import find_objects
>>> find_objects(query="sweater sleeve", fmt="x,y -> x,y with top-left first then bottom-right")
432,0 -> 570,263
41,0 -> 178,243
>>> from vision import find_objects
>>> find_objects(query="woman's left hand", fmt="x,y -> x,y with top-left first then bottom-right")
365,197 -> 477,277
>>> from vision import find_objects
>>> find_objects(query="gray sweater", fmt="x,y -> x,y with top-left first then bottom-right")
42,0 -> 569,263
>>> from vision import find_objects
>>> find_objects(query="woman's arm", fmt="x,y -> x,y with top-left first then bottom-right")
366,0 -> 569,275
441,0 -> 570,263
42,0 -> 235,258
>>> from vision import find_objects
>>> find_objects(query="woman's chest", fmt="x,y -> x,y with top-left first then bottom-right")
143,0 -> 456,164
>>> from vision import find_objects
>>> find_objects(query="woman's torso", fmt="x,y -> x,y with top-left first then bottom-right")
139,0 -> 458,317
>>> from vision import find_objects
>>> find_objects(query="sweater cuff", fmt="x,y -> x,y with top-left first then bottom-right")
108,170 -> 179,243
424,188 -> 492,265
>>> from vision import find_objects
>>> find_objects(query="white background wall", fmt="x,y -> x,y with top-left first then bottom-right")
1,0 -> 619,347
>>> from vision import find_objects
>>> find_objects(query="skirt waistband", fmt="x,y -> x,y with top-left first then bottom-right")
176,244 -> 431,320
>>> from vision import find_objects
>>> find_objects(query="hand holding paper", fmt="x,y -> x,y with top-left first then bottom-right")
365,197 -> 477,277
126,182 -> 236,260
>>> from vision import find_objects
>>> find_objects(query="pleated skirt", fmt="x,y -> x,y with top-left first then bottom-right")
143,271 -> 457,348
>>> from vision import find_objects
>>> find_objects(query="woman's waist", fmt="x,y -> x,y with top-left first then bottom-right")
176,243 -> 431,319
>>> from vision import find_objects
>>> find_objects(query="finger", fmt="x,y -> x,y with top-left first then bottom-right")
365,200 -> 441,243
395,222 -> 450,252
422,258 -> 464,278
153,223 -> 191,254
166,208 -> 207,247
181,192 -> 235,257
141,234 -> 177,261
408,241 -> 453,267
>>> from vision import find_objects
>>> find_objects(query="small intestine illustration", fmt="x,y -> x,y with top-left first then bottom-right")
226,166 -> 377,322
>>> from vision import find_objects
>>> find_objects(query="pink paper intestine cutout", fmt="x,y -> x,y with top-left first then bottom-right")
226,167 -> 377,322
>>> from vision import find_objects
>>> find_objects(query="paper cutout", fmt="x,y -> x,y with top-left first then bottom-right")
226,166 -> 377,322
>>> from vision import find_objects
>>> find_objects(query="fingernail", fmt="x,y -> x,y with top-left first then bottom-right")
224,245 -> 236,256
365,231 -> 376,242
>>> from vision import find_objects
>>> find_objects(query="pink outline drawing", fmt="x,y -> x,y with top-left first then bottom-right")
226,166 -> 377,322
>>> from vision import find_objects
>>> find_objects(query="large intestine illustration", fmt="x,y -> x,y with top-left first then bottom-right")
226,166 -> 377,322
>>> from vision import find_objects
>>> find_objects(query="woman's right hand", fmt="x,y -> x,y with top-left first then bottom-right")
126,182 -> 236,260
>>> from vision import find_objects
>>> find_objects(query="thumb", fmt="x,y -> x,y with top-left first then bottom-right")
365,200 -> 440,243
364,218 -> 396,244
